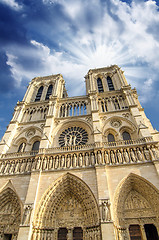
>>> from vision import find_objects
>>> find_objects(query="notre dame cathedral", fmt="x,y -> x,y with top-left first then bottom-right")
0,65 -> 159,240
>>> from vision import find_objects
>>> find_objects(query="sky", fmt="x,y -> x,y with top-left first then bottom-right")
0,0 -> 159,139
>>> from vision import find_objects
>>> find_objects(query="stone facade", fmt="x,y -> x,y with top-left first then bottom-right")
0,65 -> 159,240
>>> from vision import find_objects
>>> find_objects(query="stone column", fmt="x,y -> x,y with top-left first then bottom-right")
67,228 -> 73,240
140,225 -> 147,240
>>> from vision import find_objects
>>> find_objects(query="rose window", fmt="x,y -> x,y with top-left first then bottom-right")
59,127 -> 88,147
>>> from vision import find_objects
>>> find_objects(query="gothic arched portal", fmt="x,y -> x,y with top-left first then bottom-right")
113,173 -> 159,240
0,186 -> 22,240
32,173 -> 101,239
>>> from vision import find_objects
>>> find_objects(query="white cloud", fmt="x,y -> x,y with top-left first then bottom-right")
139,78 -> 154,103
5,0 -> 159,102
0,0 -> 22,10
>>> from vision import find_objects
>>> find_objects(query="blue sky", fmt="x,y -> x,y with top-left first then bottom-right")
0,0 -> 159,139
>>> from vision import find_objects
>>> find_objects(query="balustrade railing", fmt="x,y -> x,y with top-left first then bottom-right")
0,139 -> 158,176
0,137 -> 154,159
58,98 -> 88,118
98,94 -> 128,113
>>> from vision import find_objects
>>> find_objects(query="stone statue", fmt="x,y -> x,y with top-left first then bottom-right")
54,156 -> 59,169
97,151 -> 102,164
123,149 -> 129,163
100,200 -> 111,222
0,161 -> 6,173
66,155 -> 71,168
104,151 -> 109,164
110,151 -> 115,164
14,160 -> 21,173
136,148 -> 143,162
117,150 -> 122,164
130,149 -> 136,162
22,205 -> 32,225
21,159 -> 27,172
79,153 -> 83,167
68,135 -> 73,146
36,157 -> 41,170
73,154 -> 77,167
4,161 -> 10,174
73,135 -> 76,146
85,153 -> 89,166
64,135 -> 68,146
25,159 -> 32,172
9,160 -> 15,174
61,155 -> 65,168
91,152 -> 95,166
151,145 -> 158,160
42,157 -> 47,170
144,147 -> 150,161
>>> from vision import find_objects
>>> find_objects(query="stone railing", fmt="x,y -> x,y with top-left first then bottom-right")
0,137 -> 154,159
98,94 -> 128,113
58,97 -> 89,118
0,143 -> 158,175
1,151 -> 38,159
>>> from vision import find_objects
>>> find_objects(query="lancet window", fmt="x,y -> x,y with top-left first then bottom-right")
45,84 -> 53,100
97,78 -> 104,92
17,142 -> 26,153
107,133 -> 115,142
32,141 -> 40,151
35,86 -> 43,102
107,76 -> 114,91
122,131 -> 131,141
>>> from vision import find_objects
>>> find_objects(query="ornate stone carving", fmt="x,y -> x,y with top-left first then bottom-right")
25,129 -> 36,138
99,199 -> 111,222
22,204 -> 33,226
110,119 -> 122,128
125,190 -> 150,210
122,113 -> 129,118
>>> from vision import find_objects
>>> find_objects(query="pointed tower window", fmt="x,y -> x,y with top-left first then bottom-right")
97,78 -> 104,92
35,86 -> 43,102
45,84 -> 53,100
107,76 -> 114,91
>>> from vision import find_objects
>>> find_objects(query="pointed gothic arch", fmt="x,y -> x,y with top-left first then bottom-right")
33,173 -> 101,239
0,181 -> 22,239
113,173 -> 159,239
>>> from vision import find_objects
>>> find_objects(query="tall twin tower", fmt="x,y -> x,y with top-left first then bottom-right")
0,65 -> 159,240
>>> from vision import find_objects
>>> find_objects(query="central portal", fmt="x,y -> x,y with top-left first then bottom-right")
33,173 -> 101,239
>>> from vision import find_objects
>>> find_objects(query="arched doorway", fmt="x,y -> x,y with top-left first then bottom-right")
144,224 -> 159,240
0,186 -> 22,240
33,173 -> 101,239
113,173 -> 159,240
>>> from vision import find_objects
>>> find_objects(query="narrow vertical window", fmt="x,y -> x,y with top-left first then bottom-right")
35,86 -> 43,102
107,76 -> 114,91
122,131 -> 131,140
97,78 -> 104,92
45,84 -> 53,100
32,141 -> 40,151
108,133 -> 115,142
18,143 -> 26,153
